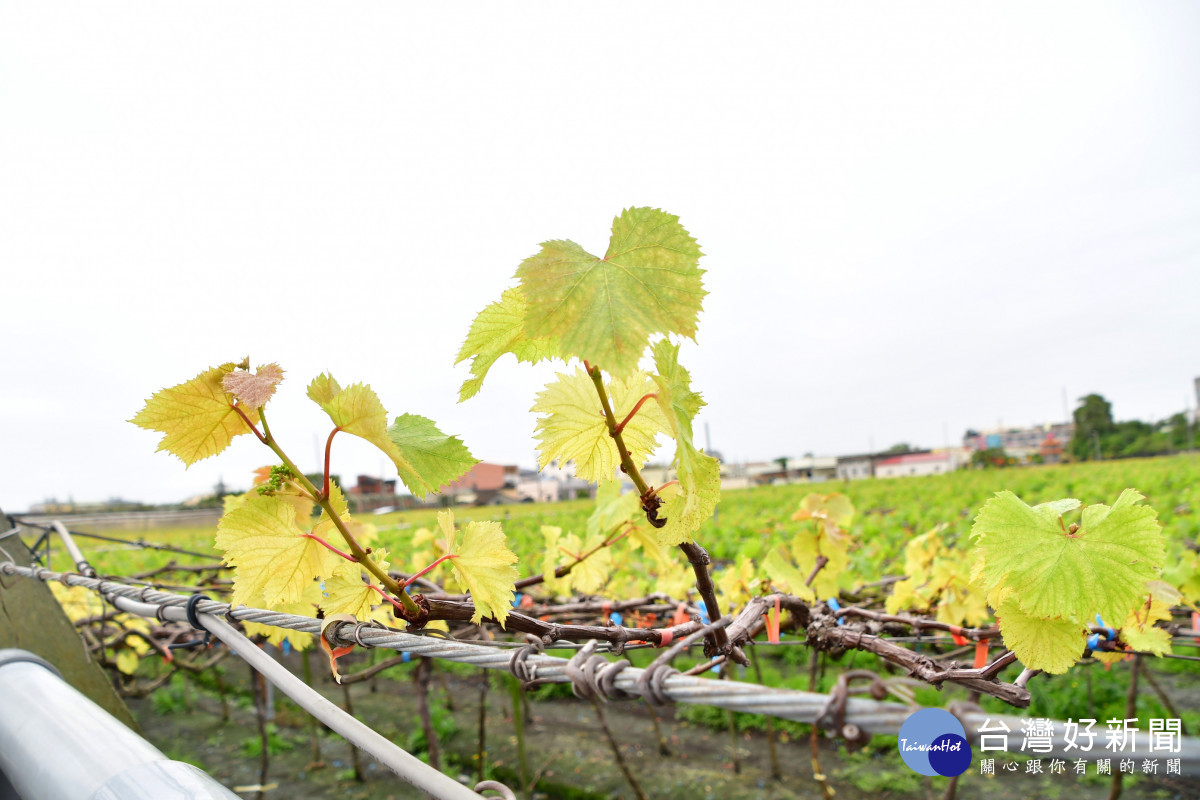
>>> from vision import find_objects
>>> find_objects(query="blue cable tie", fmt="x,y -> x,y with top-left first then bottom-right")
1096,614 -> 1115,641
710,656 -> 721,674
699,600 -> 711,625
1086,633 -> 1101,651
402,652 -> 412,663
513,592 -> 523,608
827,597 -> 844,625
610,612 -> 623,627
282,640 -> 292,656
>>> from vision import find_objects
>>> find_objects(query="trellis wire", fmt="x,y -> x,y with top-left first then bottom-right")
4,562 -> 1199,774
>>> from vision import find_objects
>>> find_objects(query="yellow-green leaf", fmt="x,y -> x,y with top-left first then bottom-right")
761,546 -> 816,602
517,208 -> 705,377
541,525 -> 565,596
307,375 -> 476,497
651,340 -> 721,544
217,495 -> 341,607
322,551 -> 390,620
586,481 -> 640,541
972,490 -> 1165,624
561,532 -> 613,595
130,363 -> 261,466
996,598 -> 1085,675
441,512 -> 519,627
532,368 -> 667,482
387,413 -> 478,497
656,449 -> 721,546
455,287 -> 560,401
115,649 -> 140,676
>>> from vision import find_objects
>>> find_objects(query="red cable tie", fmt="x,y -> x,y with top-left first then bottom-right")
601,600 -> 612,621
520,594 -> 534,609
672,602 -> 689,627
973,638 -> 989,669
765,596 -> 782,644
950,625 -> 968,646
658,629 -> 674,648
1193,611 -> 1199,632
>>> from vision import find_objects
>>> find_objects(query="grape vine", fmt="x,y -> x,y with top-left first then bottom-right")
103,208 -> 1200,797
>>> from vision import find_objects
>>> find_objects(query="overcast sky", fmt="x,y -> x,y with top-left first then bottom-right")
3,3 -> 1199,512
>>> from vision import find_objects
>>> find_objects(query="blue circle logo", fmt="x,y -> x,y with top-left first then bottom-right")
897,709 -> 972,776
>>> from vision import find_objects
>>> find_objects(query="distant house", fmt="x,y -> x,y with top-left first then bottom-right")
443,463 -> 519,494
963,423 -> 1074,462
538,461 -> 596,499
515,470 -> 560,503
875,451 -> 960,478
723,457 -> 836,486
1039,433 -> 1066,464
348,475 -> 397,513
835,453 -> 877,481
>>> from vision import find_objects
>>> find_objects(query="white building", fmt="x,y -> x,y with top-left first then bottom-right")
874,450 -> 961,478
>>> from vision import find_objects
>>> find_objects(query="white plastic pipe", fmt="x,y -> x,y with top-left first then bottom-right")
0,650 -> 241,800
111,596 -> 484,800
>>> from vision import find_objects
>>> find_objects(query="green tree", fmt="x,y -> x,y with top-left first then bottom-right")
1071,394 -> 1113,460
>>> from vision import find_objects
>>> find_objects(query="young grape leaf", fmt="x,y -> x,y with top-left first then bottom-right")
532,368 -> 667,482
1121,625 -> 1171,656
790,527 -> 850,600
586,481 -> 641,541
626,524 -> 673,571
560,532 -> 613,595
115,649 -> 140,676
51,583 -> 104,622
322,551 -> 391,620
1116,590 -> 1174,656
387,413 -> 478,498
307,375 -> 476,497
886,577 -> 924,616
650,340 -> 721,544
996,598 -> 1086,675
438,512 -> 519,627
130,363 -> 261,466
222,363 -> 285,410
541,525 -> 565,595
517,208 -> 705,377
455,287 -> 560,401
792,493 -> 856,538
972,490 -> 1165,623
761,546 -> 816,602
656,449 -> 721,546
217,494 -> 341,607
716,560 -> 760,608
1032,498 -> 1081,523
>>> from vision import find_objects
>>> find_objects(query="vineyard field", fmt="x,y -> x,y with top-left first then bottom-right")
59,454 -> 1200,592
36,454 -> 1200,798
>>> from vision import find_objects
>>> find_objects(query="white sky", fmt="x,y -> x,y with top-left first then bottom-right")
3,3 -> 1198,512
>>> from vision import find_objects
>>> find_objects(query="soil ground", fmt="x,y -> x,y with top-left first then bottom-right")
128,652 -> 1200,800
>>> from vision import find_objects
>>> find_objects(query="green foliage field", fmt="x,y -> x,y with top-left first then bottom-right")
61,454 -> 1200,598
